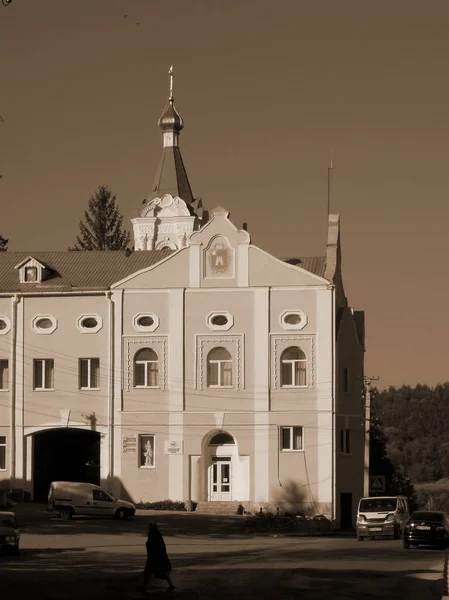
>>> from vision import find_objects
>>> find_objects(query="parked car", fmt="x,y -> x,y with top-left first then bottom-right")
403,511 -> 449,549
48,481 -> 135,520
356,496 -> 409,540
0,511 -> 20,555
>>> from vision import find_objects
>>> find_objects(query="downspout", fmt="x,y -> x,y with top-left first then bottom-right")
105,291 -> 114,487
10,294 -> 19,492
331,284 -> 337,524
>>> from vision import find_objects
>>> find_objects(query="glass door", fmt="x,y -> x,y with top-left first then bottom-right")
210,457 -> 232,501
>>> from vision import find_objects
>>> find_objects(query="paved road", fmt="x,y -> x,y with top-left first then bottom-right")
1,510 -> 446,600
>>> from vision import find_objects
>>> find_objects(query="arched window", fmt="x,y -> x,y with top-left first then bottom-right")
281,347 -> 307,387
209,432 -> 235,445
207,347 -> 232,387
134,348 -> 159,388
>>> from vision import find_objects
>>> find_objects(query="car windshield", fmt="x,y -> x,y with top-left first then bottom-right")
411,512 -> 444,522
359,498 -> 397,512
0,517 -> 16,528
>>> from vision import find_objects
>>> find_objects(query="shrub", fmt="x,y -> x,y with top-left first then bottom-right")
135,499 -> 187,511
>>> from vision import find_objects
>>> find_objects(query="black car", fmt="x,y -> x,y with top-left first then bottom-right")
403,511 -> 449,549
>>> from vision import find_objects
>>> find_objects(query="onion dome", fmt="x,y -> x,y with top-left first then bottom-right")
158,66 -> 184,132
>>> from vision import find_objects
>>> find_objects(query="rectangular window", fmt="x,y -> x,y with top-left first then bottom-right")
340,428 -> 350,454
343,368 -> 349,393
79,358 -> 100,389
280,426 -> 303,451
139,435 -> 155,468
0,436 -> 5,470
25,266 -> 38,282
33,359 -> 54,390
0,360 -> 8,390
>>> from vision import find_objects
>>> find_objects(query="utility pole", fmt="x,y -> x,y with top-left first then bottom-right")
363,376 -> 379,496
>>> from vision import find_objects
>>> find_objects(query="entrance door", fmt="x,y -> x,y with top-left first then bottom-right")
210,457 -> 232,501
340,492 -> 353,530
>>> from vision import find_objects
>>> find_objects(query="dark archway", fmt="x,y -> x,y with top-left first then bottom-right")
33,428 -> 101,502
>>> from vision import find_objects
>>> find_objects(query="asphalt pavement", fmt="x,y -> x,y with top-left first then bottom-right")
2,506 -> 446,600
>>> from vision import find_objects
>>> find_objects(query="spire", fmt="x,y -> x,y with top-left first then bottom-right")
148,66 -> 194,205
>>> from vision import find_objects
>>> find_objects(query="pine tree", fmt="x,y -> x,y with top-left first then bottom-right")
69,185 -> 131,251
0,235 -> 8,251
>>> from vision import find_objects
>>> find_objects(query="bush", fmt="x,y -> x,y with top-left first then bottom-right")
135,499 -> 187,511
415,480 -> 449,513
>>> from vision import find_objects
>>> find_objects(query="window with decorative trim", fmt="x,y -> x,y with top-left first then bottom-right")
79,358 -> 100,390
0,316 -> 10,335
0,360 -> 8,390
33,359 -> 54,390
77,314 -> 103,334
207,347 -> 232,387
134,348 -> 159,388
32,314 -> 57,335
0,436 -> 5,470
139,434 -> 155,468
340,428 -> 350,454
280,426 -> 303,451
280,347 -> 307,387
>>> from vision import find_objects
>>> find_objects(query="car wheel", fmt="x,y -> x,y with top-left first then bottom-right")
115,508 -> 127,520
403,540 -> 410,549
357,536 -> 364,541
60,507 -> 74,520
12,545 -> 20,556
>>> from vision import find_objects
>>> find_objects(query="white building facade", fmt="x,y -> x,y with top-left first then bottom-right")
0,78 -> 365,527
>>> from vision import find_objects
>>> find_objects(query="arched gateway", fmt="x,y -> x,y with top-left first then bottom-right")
32,428 -> 101,502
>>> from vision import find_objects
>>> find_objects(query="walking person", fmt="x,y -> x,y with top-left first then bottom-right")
138,522 -> 176,593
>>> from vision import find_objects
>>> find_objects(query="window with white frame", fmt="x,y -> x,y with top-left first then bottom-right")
139,434 -> 155,468
33,359 -> 54,390
207,347 -> 232,387
79,358 -> 100,390
25,266 -> 38,282
0,360 -> 8,390
0,436 -> 5,470
280,426 -> 303,451
280,347 -> 307,387
134,348 -> 159,388
340,428 -> 350,454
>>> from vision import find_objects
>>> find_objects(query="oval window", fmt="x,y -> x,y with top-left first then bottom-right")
137,316 -> 154,328
36,318 -> 53,329
81,317 -> 98,329
211,315 -> 228,327
284,313 -> 302,325
0,320 -> 7,330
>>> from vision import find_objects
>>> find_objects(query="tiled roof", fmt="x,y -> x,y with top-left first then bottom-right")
0,251 -> 174,292
282,256 -> 327,278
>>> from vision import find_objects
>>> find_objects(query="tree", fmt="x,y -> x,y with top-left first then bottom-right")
0,235 -> 8,251
69,185 -> 131,251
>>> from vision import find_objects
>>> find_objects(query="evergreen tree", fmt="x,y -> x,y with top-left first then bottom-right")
0,235 -> 8,251
69,185 -> 131,251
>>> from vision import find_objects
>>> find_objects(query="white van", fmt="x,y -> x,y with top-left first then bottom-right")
48,481 -> 136,520
356,495 -> 409,540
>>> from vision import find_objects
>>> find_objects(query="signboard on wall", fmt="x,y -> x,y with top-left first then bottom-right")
164,440 -> 183,455
122,436 -> 137,454
369,475 -> 386,494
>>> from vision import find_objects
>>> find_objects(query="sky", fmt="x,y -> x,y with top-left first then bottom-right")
1,0 -> 448,390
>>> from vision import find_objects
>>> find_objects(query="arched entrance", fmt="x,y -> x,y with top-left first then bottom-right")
208,432 -> 235,501
33,428 -> 100,502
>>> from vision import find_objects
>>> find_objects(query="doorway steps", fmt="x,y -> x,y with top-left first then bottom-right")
195,501 -> 244,515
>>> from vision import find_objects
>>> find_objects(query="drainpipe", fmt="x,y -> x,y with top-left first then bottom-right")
105,291 -> 114,488
10,294 -> 19,493
331,284 -> 337,523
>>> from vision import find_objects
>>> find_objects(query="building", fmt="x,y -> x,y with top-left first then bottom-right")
0,72 -> 365,527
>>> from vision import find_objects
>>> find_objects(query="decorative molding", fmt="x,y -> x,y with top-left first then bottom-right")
203,235 -> 235,279
280,309 -> 308,331
271,334 -> 315,389
195,334 -> 243,391
124,336 -> 168,392
133,312 -> 160,333
32,314 -> 58,335
0,315 -> 11,335
77,314 -> 103,334
206,311 -> 234,332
